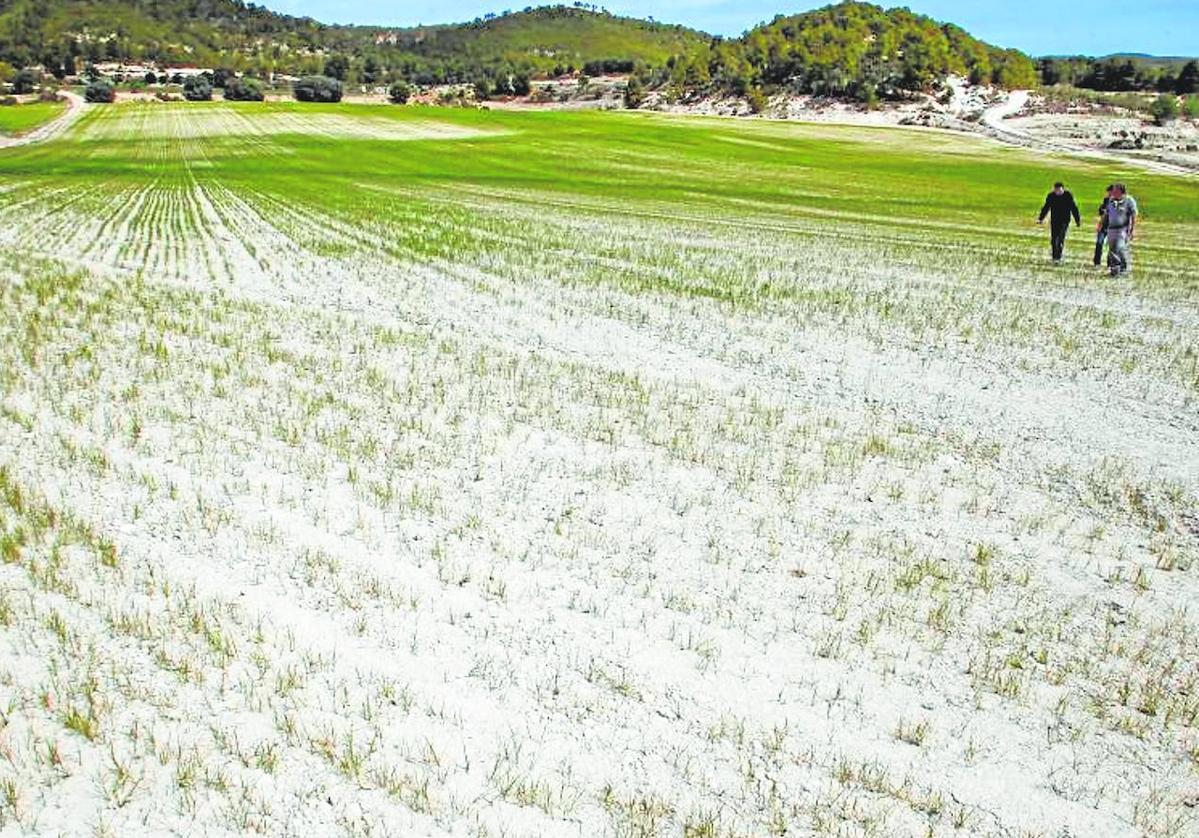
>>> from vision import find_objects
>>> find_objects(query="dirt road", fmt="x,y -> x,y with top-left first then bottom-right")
0,90 -> 85,149
980,89 -> 1195,176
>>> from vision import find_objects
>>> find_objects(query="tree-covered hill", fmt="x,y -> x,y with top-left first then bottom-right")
0,1 -> 709,81
0,0 -> 328,71
367,6 -> 709,80
0,0 -> 1071,101
650,3 -> 1038,104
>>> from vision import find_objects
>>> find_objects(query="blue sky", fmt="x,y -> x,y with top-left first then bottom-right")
266,0 -> 1198,56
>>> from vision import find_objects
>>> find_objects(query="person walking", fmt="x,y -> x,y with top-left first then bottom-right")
1038,182 -> 1081,263
1094,184 -> 1114,268
1104,183 -> 1138,277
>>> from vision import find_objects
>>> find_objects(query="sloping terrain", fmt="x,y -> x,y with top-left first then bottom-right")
0,0 -> 1036,99
0,102 -> 1196,837
0,1 -> 708,77
369,6 -> 707,70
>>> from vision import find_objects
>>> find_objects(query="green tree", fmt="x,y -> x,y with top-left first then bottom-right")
84,79 -> 115,103
1176,61 -> 1199,95
292,75 -> 342,102
362,56 -> 381,84
182,75 -> 213,101
323,54 -> 350,81
388,80 -> 412,104
623,75 -> 645,108
1150,93 -> 1179,125
746,86 -> 768,114
224,76 -> 264,101
11,67 -> 39,94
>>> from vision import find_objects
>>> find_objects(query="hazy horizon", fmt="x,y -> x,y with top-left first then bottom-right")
265,0 -> 1198,57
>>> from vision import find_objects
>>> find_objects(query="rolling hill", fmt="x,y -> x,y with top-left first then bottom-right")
0,1 -> 709,79
0,1 -> 1042,98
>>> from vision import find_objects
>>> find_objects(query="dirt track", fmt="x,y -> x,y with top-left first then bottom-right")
980,90 -> 1196,177
0,91 -> 85,149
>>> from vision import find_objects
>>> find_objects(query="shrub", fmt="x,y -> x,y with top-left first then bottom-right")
182,76 -> 213,101
292,75 -> 342,103
1176,60 -> 1199,95
0,96 -> 17,106
1150,93 -> 1179,125
1184,95 -> 1199,119
11,68 -> 38,94
144,71 -> 157,85
224,77 -> 264,101
323,55 -> 349,82
624,76 -> 645,109
388,80 -> 412,104
37,88 -> 62,103
472,76 -> 493,101
84,79 -> 115,103
746,87 -> 768,114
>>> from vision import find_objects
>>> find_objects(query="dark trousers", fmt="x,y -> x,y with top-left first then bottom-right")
1094,228 -> 1107,266
1050,222 -> 1070,261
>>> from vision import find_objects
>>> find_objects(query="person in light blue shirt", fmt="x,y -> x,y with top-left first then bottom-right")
1104,183 -> 1138,277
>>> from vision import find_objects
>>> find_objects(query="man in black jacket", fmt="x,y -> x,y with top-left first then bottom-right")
1038,182 -> 1081,263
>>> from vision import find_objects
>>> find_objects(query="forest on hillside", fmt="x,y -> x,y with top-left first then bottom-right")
0,0 -> 1190,103
0,1 -> 1037,102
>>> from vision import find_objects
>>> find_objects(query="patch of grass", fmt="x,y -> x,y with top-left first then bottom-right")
0,100 -> 66,137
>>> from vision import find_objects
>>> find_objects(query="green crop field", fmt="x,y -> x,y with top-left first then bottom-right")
0,100 -> 67,136
0,101 -> 1197,837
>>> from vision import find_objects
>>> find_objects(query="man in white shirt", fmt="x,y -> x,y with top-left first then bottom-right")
1104,183 -> 1138,277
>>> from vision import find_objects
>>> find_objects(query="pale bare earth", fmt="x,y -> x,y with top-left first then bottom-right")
0,103 -> 1196,838
1006,109 -> 1199,175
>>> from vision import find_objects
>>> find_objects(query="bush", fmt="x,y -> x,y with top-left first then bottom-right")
746,87 -> 768,114
623,76 -> 645,109
0,96 -> 17,106
1150,93 -> 1179,125
37,88 -> 61,103
11,68 -> 39,94
224,77 -> 264,101
323,55 -> 349,82
388,80 -> 412,104
1176,60 -> 1199,95
1184,95 -> 1199,119
292,75 -> 342,103
84,79 -> 115,103
182,76 -> 213,101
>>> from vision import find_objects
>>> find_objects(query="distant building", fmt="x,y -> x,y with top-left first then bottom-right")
91,62 -> 215,82
160,66 -> 214,79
